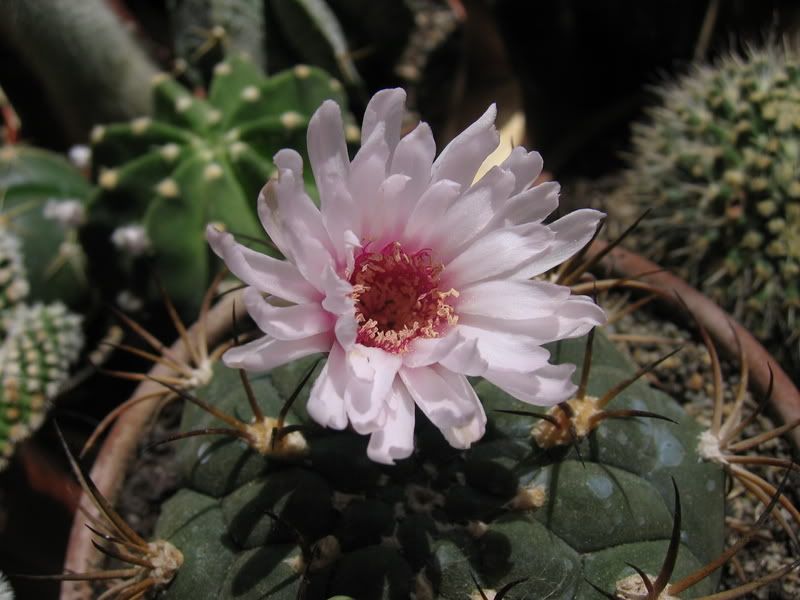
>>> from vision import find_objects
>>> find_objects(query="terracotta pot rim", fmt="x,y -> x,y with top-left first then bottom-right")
586,240 -> 800,446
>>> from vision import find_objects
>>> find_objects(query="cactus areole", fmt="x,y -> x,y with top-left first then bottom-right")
207,88 -> 606,464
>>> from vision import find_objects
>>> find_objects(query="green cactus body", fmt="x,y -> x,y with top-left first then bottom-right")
86,55 -> 355,311
153,331 -> 725,599
0,302 -> 83,470
625,44 -> 800,368
0,146 -> 92,308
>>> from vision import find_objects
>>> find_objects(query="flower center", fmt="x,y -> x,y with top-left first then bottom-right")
350,242 -> 458,353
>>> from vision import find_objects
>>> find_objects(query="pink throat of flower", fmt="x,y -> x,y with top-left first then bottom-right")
350,242 -> 458,353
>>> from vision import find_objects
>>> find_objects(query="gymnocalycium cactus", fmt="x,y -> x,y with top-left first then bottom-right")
0,146 -> 93,308
152,330 -> 725,599
85,54 -> 357,311
623,43 -> 800,369
0,302 -> 83,470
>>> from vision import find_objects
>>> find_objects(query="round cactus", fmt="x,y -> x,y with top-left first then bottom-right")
0,302 -> 83,470
85,54 -> 357,311
623,43 -> 800,369
152,330 -> 725,599
0,146 -> 92,308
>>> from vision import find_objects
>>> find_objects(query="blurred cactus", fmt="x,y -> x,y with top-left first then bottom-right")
151,330 -> 725,599
0,146 -> 92,308
0,229 -> 29,317
0,303 -> 83,471
167,0 -> 267,83
84,54 -> 356,312
623,43 -> 800,369
166,0 -> 413,95
0,0 -> 158,140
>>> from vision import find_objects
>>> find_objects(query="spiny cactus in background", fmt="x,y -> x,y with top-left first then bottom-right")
0,146 -> 93,309
623,42 -> 800,370
167,0 -> 413,94
0,229 -> 29,317
0,0 -> 157,140
0,303 -> 83,470
149,330 -> 727,599
168,0 -> 267,84
85,54 -> 357,312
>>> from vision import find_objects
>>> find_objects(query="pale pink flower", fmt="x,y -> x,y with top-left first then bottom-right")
207,89 -> 605,464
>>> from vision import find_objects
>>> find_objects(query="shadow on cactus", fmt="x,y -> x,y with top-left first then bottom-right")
621,42 -> 800,370
83,53 -> 357,312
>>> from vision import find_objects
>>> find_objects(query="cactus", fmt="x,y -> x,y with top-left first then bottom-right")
85,54 -> 357,311
0,303 -> 83,470
622,43 -> 800,369
167,0 -> 413,94
167,0 -> 267,84
0,0 -> 158,140
0,229 -> 29,317
150,329 -> 726,599
0,146 -> 92,308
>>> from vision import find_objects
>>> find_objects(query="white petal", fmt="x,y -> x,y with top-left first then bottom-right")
334,313 -> 358,349
257,166 -> 333,274
390,121 -> 435,198
367,174 -> 413,244
443,223 -> 553,288
435,367 -> 486,448
243,287 -> 332,341
344,346 -> 402,434
455,323 -> 551,373
320,264 -> 354,316
484,363 -> 577,407
431,104 -> 499,191
438,336 -> 487,376
367,379 -> 416,464
399,365 -> 476,429
361,88 -> 406,154
320,175 -> 359,265
206,225 -> 319,304
457,279 -> 570,320
351,123 -> 390,238
403,180 -> 461,250
308,100 -> 350,209
222,332 -> 332,371
308,344 -> 348,430
403,330 -> 486,375
500,147 -> 543,194
434,166 -> 516,262
400,366 -> 484,448
403,331 -> 462,368
486,182 -> 560,231
515,209 -> 604,278
460,304 -> 603,345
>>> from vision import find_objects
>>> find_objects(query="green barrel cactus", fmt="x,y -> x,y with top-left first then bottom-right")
0,146 -> 93,308
0,302 -> 83,470
85,54 -> 357,311
152,330 -> 725,599
623,43 -> 800,369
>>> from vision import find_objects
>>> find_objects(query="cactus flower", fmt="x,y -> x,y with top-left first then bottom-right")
207,89 -> 605,464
